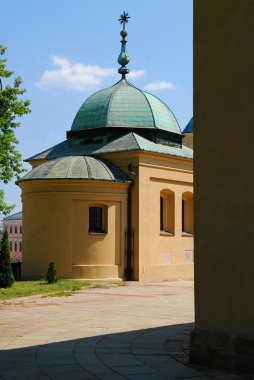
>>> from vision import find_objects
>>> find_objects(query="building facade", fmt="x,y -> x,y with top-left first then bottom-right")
18,15 -> 193,281
3,211 -> 22,263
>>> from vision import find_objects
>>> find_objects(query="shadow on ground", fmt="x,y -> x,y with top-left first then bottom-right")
0,322 -> 250,380
0,322 -> 202,380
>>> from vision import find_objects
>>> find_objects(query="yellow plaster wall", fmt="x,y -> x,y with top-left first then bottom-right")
97,152 -> 140,280
20,180 -> 128,280
182,133 -> 193,149
138,154 -> 193,281
23,149 -> 193,281
98,151 -> 194,281
28,160 -> 48,169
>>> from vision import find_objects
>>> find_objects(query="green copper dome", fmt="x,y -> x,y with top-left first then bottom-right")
71,79 -> 181,134
19,156 -> 131,183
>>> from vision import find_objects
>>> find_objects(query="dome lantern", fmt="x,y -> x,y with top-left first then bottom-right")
118,11 -> 130,79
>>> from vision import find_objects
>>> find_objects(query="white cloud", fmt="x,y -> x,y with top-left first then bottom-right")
36,56 -> 145,91
143,81 -> 176,91
128,70 -> 145,79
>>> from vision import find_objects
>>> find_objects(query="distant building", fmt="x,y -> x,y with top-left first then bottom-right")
3,211 -> 22,263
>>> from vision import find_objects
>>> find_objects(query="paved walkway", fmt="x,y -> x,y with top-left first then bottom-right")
0,281 -> 249,380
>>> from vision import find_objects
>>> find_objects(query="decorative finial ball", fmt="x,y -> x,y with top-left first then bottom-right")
120,30 -> 128,38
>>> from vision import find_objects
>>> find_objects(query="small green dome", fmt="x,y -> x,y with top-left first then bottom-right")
19,156 -> 131,183
71,79 -> 180,134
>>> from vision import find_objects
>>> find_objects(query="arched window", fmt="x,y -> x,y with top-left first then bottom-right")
182,192 -> 194,235
160,189 -> 175,234
89,205 -> 107,233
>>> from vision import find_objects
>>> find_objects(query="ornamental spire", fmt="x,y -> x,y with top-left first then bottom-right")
118,11 -> 130,79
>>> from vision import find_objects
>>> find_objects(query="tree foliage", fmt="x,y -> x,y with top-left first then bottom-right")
46,262 -> 58,284
0,45 -> 31,215
0,229 -> 15,288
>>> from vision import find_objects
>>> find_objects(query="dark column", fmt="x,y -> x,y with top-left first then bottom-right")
191,0 -> 254,373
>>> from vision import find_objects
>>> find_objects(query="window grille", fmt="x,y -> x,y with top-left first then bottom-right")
89,207 -> 103,232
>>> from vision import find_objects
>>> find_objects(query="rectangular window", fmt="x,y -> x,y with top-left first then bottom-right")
19,241 -> 22,252
14,241 -> 17,252
20,226 -> 22,234
10,241 -> 12,251
89,206 -> 107,233
10,226 -> 12,234
89,207 -> 102,232
15,226 -> 17,234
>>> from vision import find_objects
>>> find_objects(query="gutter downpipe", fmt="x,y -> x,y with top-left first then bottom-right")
126,182 -> 133,280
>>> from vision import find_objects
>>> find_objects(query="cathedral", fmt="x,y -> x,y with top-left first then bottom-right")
18,13 -> 193,281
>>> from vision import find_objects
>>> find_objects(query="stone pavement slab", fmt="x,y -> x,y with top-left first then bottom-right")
0,281 -> 250,379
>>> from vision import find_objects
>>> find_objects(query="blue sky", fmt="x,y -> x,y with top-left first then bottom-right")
1,0 -> 193,216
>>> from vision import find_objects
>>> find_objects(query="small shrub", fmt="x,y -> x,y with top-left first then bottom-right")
0,230 -> 15,288
46,262 -> 58,284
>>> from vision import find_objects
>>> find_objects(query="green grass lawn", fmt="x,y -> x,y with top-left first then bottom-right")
0,280 -> 127,301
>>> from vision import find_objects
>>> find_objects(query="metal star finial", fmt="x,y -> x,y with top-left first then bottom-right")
118,11 -> 130,30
